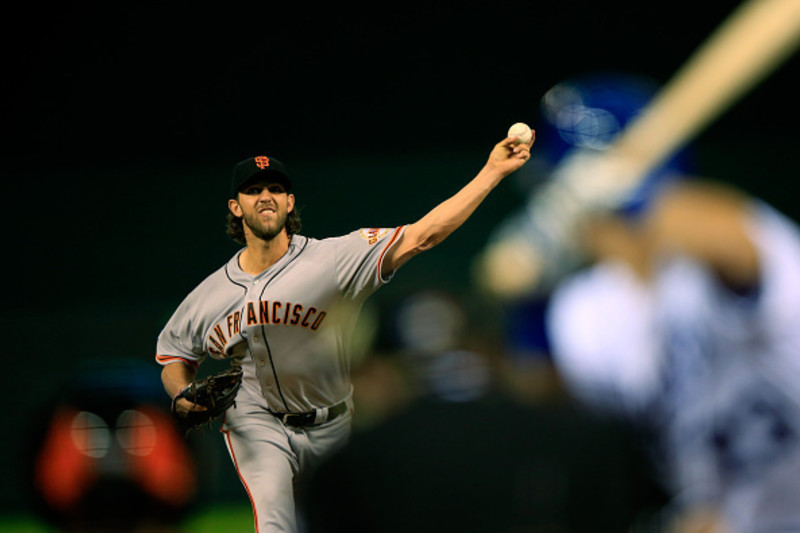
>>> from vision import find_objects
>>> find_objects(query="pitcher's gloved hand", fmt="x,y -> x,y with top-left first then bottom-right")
171,366 -> 243,432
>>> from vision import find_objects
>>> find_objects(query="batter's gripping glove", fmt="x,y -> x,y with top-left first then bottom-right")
171,366 -> 243,432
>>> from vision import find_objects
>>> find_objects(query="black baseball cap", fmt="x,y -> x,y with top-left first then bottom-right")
231,155 -> 292,197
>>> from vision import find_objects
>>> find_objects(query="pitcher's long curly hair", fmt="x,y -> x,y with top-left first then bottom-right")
226,207 -> 302,245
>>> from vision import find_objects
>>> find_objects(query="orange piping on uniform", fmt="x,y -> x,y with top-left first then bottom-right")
222,427 -> 260,533
376,226 -> 406,282
155,354 -> 199,368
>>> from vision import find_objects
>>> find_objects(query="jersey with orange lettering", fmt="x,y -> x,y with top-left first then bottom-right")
156,224 -> 405,532
156,227 -> 403,414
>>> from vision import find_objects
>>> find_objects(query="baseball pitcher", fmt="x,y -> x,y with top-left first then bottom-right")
155,133 -> 533,532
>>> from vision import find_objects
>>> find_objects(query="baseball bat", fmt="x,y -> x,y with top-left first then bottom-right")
479,0 -> 800,298
607,0 -> 800,189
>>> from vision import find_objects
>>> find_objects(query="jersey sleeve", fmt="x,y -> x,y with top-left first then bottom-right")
334,226 -> 405,301
545,262 -> 662,417
745,203 -> 800,374
155,295 -> 208,369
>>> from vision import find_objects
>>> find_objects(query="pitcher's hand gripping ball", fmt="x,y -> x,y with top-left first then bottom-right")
171,366 -> 243,432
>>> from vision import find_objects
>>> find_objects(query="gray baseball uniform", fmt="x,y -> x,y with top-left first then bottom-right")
156,226 -> 404,532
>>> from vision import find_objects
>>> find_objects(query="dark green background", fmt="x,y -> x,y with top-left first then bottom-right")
3,0 -> 800,522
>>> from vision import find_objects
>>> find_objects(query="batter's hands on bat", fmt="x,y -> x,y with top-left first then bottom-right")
486,134 -> 535,177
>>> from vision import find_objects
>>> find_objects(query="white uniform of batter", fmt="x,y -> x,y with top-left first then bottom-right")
546,202 -> 800,532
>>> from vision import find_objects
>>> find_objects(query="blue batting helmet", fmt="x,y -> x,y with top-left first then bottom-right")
537,72 -> 693,217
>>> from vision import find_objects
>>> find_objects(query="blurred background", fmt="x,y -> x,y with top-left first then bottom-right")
3,1 -> 800,531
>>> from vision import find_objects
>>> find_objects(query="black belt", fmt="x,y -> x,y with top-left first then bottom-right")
273,400 -> 349,427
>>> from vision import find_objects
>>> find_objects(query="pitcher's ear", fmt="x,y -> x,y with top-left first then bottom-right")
228,198 -> 242,217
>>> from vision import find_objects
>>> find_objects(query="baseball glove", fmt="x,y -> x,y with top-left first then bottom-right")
171,366 -> 243,432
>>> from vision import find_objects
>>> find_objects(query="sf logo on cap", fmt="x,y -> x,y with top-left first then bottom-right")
255,156 -> 270,169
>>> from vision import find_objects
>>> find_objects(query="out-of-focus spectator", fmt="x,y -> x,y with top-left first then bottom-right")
26,358 -> 197,533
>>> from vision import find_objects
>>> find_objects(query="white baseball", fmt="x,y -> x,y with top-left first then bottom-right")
507,122 -> 533,144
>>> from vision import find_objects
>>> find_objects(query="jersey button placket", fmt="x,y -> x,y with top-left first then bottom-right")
246,284 -> 268,369
248,282 -> 274,401
254,334 -> 268,368
253,334 -> 266,366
